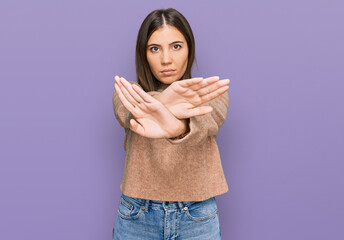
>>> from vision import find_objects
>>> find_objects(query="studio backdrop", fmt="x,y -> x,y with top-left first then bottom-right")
0,0 -> 343,239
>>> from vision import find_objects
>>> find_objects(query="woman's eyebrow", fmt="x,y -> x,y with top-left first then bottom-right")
147,41 -> 184,47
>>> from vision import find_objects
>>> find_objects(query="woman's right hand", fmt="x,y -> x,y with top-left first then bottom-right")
154,76 -> 230,119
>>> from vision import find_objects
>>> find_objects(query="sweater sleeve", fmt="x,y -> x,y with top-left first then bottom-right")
112,81 -> 142,129
167,90 -> 229,146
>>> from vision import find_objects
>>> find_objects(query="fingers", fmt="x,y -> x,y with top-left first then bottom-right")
131,84 -> 155,103
114,82 -> 135,112
178,76 -> 226,92
178,77 -> 203,88
116,77 -> 145,106
198,79 -> 230,97
114,76 -> 153,113
189,76 -> 221,91
200,85 -> 229,103
176,76 -> 230,105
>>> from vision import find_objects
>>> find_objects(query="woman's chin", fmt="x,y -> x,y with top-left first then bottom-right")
157,74 -> 184,84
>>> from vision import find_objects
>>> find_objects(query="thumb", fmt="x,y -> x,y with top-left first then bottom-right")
188,106 -> 213,118
130,119 -> 145,136
183,106 -> 213,118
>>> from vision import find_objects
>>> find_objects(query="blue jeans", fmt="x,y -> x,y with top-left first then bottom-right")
113,193 -> 222,240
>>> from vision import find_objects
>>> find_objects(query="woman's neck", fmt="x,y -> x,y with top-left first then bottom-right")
157,83 -> 169,91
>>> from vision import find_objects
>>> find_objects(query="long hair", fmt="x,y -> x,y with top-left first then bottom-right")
135,8 -> 196,92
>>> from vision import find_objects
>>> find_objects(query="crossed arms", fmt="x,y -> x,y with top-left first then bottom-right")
113,75 -> 230,141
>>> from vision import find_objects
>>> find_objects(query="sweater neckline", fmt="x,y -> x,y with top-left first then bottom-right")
157,83 -> 170,92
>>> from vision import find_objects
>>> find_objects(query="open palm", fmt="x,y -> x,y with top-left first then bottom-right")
114,76 -> 185,138
155,76 -> 230,119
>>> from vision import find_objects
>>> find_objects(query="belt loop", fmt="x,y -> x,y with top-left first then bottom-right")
144,199 -> 149,212
178,201 -> 185,212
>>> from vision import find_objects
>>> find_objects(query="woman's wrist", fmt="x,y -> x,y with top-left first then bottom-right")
170,119 -> 190,139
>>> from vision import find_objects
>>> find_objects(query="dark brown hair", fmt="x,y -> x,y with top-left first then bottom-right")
135,8 -> 196,92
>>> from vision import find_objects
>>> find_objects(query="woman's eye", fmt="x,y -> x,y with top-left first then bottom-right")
173,44 -> 181,50
150,47 -> 159,52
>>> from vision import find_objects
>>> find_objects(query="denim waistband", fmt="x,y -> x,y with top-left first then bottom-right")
121,193 -> 198,213
122,193 -> 196,204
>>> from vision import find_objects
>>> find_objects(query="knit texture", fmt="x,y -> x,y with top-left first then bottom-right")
112,81 -> 229,201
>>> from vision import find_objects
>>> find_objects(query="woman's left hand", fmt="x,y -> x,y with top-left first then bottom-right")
114,76 -> 187,139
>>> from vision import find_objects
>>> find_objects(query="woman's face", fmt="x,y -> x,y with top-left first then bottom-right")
146,24 -> 188,85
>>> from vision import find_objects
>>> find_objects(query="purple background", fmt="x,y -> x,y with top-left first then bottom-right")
1,0 -> 343,239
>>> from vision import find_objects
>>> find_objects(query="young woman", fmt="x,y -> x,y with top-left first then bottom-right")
112,8 -> 230,239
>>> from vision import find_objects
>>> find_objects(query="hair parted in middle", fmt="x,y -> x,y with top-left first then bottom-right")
135,8 -> 196,92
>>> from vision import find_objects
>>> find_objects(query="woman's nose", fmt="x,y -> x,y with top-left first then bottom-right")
161,51 -> 172,65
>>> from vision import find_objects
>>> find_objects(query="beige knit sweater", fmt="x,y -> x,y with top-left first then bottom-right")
112,81 -> 229,201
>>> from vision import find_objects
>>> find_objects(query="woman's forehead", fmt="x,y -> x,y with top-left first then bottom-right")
148,25 -> 186,44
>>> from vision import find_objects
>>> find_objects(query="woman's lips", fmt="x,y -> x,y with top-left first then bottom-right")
161,69 -> 175,76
